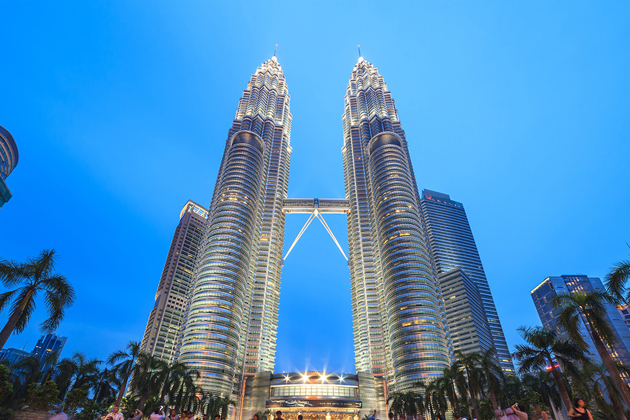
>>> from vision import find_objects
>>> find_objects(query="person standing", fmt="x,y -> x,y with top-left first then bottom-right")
505,404 -> 527,420
568,398 -> 592,420
128,409 -> 143,420
532,406 -> 548,420
50,404 -> 68,420
368,410 -> 377,420
105,406 -> 125,420
150,407 -> 166,420
275,411 -> 284,420
166,409 -> 180,420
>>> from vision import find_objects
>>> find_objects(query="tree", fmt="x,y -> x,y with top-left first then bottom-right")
0,249 -> 75,349
108,340 -> 141,407
128,353 -> 166,411
513,326 -> 586,413
552,290 -> 630,416
478,349 -> 504,411
604,255 -> 630,304
26,379 -> 60,411
452,351 -> 482,420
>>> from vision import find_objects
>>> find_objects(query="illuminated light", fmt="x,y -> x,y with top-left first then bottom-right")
302,373 -> 309,382
284,374 -> 291,382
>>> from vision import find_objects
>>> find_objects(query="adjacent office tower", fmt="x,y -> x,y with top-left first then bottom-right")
420,190 -> 514,374
32,333 -> 68,363
342,57 -> 449,390
180,56 -> 292,395
141,200 -> 208,363
532,275 -> 630,367
0,125 -> 19,207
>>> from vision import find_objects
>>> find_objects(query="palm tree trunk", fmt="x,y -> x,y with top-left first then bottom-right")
489,390 -> 498,411
467,386 -> 479,420
116,373 -> 129,407
592,332 -> 630,417
0,303 -> 24,349
548,364 -> 572,413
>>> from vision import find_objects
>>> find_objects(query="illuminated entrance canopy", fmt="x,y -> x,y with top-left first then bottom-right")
282,198 -> 349,261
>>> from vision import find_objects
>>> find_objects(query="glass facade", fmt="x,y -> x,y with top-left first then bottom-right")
342,58 -> 449,390
180,56 -> 292,396
0,125 -> 18,207
532,275 -> 630,368
140,200 -> 208,363
420,190 -> 515,374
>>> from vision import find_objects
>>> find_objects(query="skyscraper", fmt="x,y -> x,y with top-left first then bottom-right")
180,55 -> 292,396
342,57 -> 450,390
32,333 -> 67,363
141,200 -> 208,363
420,190 -> 515,373
532,275 -> 630,368
0,125 -> 19,207
438,268 -> 493,356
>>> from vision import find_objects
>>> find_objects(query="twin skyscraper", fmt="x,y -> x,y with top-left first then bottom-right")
140,54 -> 513,412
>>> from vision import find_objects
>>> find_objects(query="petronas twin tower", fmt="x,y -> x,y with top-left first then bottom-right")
163,53 -> 511,404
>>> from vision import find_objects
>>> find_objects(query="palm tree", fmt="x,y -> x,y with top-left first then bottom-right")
108,341 -> 141,407
513,325 -> 586,413
552,290 -> 630,414
156,361 -> 199,406
439,366 -> 459,416
452,351 -> 482,420
93,368 -> 120,403
129,353 -> 167,411
0,249 -> 75,349
424,379 -> 446,420
604,255 -> 630,304
478,349 -> 504,411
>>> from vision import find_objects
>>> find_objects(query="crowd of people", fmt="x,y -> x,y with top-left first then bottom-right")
46,398 -> 594,420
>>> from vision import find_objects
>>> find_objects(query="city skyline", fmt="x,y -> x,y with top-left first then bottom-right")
1,1 -> 629,374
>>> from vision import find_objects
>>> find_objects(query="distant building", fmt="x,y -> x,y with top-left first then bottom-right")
0,125 -> 19,207
531,275 -> 630,367
420,189 -> 514,373
140,200 -> 208,363
617,305 -> 630,329
0,347 -> 30,364
32,334 -> 68,363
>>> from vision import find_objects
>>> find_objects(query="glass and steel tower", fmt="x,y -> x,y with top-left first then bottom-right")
141,200 -> 208,363
420,190 -> 515,373
179,56 -> 292,396
342,57 -> 449,390
0,125 -> 19,207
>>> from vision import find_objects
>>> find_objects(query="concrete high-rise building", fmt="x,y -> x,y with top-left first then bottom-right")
140,200 -> 208,363
438,268 -> 493,356
32,333 -> 67,363
0,125 -> 19,207
342,57 -> 449,390
532,275 -> 630,368
179,55 -> 292,396
420,190 -> 515,374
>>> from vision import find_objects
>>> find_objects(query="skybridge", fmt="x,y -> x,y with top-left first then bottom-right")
282,198 -> 349,262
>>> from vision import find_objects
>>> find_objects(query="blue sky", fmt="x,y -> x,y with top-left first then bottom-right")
1,1 -> 629,374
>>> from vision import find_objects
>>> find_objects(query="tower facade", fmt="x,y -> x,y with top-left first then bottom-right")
420,190 -> 515,373
0,125 -> 19,207
179,56 -> 292,395
32,333 -> 68,363
532,275 -> 630,368
342,58 -> 449,390
141,200 -> 207,363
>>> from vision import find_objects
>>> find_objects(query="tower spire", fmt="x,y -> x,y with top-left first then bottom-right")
357,44 -> 364,62
274,44 -> 278,57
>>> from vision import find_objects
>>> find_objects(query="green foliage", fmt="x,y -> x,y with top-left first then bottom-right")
26,380 -> 59,410
0,364 -> 13,404
65,385 -> 90,415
